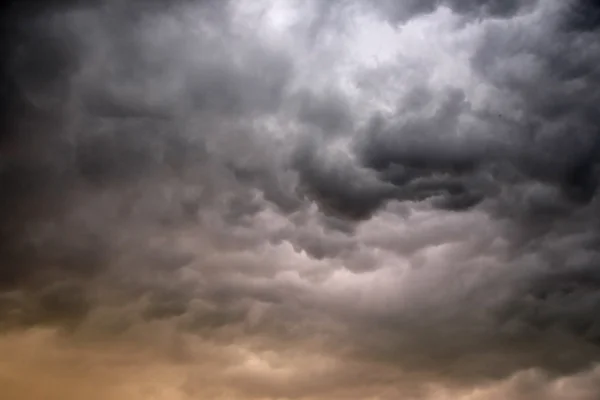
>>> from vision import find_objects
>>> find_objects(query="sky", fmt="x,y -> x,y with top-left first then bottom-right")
1,0 -> 600,399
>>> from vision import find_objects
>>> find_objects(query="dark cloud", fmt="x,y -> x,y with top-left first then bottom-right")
371,0 -> 532,24
563,0 -> 600,32
293,139 -> 397,220
2,0 -> 600,398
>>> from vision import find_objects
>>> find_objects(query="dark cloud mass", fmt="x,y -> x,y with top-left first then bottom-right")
1,0 -> 600,398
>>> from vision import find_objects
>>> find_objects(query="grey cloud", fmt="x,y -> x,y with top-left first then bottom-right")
291,89 -> 354,135
370,0 -> 532,24
2,0 -> 600,398
563,0 -> 600,32
310,1 -> 600,221
293,138 -> 397,220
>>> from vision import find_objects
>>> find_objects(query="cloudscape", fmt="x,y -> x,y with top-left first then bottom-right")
1,0 -> 600,398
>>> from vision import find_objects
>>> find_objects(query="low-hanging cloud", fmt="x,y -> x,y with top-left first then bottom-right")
1,0 -> 600,398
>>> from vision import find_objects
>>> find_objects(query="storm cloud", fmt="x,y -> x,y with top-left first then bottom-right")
1,0 -> 600,398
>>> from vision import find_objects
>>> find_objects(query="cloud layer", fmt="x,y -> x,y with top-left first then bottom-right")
1,0 -> 600,398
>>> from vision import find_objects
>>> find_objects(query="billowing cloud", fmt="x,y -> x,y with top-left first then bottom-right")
1,0 -> 600,398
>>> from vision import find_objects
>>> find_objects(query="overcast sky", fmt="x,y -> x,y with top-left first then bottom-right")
1,0 -> 600,399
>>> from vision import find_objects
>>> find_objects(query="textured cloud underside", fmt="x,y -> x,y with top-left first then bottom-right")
1,0 -> 600,398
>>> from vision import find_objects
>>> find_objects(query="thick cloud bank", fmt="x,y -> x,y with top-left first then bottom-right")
1,0 -> 600,398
